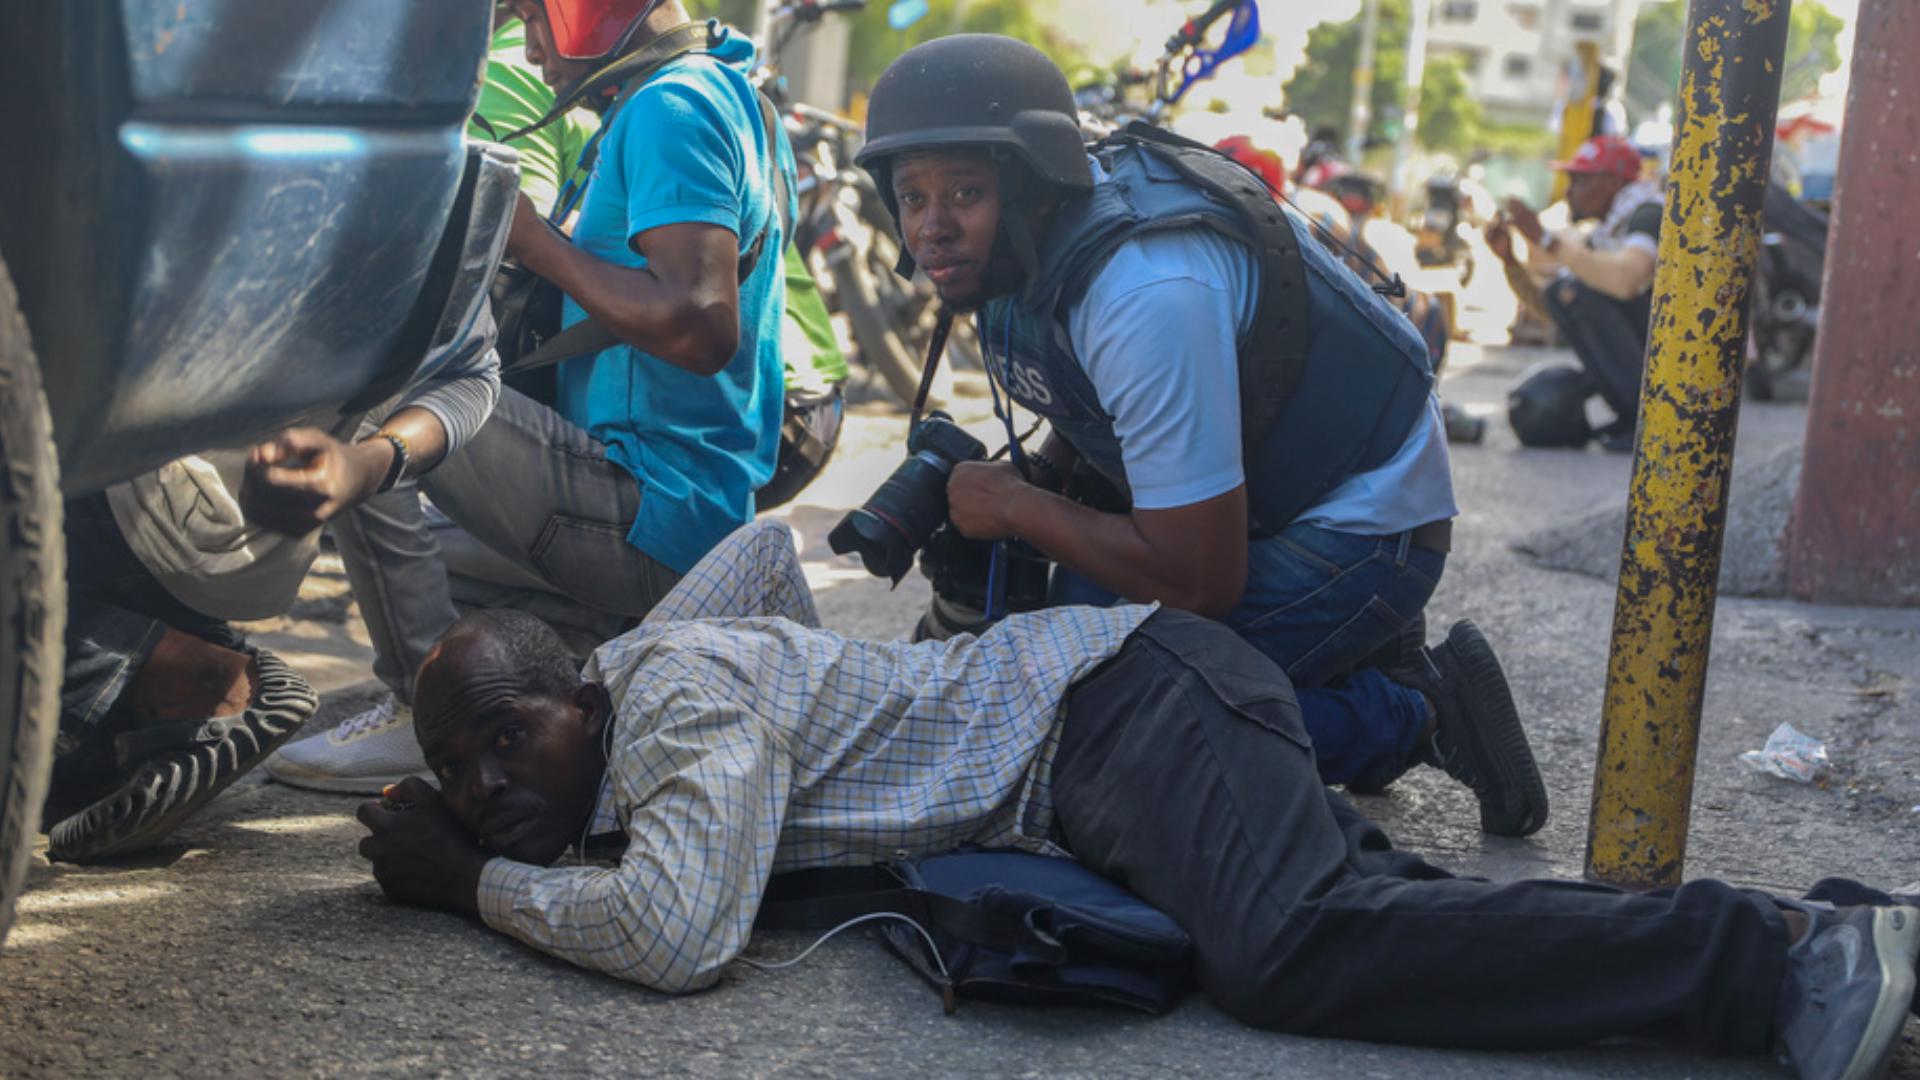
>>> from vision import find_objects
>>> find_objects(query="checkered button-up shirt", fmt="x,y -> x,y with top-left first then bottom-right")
475,521 -> 1153,993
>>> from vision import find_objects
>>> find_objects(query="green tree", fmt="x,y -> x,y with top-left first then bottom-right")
688,0 -> 757,25
1281,0 -> 1483,154
1625,0 -> 1845,114
842,0 -> 1088,93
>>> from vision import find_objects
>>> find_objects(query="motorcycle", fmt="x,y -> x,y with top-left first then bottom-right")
1415,172 -> 1475,285
759,0 -> 981,406
1745,181 -> 1827,402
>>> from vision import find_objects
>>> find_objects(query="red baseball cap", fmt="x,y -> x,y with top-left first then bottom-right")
1551,135 -> 1641,183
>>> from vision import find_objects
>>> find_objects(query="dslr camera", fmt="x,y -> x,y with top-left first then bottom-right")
829,413 -> 1050,640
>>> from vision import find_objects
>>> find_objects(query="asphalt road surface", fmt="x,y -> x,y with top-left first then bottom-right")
4,345 -> 1918,1078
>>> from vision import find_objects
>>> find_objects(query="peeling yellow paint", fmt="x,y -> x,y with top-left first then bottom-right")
1586,0 -> 1790,890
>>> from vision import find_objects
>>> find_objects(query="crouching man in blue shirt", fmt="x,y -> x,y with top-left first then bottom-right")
853,36 -> 1544,835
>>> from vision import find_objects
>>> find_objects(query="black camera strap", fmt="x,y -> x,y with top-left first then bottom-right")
909,308 -> 955,430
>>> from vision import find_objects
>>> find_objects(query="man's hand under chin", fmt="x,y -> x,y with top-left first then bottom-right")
356,777 -> 489,915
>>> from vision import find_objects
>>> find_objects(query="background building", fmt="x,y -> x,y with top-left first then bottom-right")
1427,0 -> 1641,124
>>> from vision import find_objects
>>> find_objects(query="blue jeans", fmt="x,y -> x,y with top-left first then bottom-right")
1049,522 -> 1444,786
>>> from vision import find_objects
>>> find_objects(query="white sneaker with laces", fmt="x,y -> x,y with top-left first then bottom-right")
264,695 -> 431,795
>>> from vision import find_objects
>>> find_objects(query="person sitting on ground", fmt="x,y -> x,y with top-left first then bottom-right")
358,519 -> 1918,1080
42,300 -> 501,862
847,36 -> 1544,835
265,0 -> 799,795
1488,135 -> 1663,452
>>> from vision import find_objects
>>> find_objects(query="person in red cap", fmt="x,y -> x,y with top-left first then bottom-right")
1487,134 -> 1663,451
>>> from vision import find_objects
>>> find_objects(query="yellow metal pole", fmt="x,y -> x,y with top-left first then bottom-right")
1584,0 -> 1792,889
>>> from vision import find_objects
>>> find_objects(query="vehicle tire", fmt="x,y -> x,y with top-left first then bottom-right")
1745,274 -> 1777,402
0,252 -> 65,947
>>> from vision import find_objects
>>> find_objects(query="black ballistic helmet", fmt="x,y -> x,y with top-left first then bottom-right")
1507,362 -> 1595,448
857,35 -> 1093,280
856,35 -> 1092,192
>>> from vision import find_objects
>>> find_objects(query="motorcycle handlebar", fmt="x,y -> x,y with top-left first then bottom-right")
1166,0 -> 1245,52
790,101 -> 862,133
773,0 -> 867,23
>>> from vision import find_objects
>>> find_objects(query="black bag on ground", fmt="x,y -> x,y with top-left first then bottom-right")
757,848 -> 1193,1015
1508,361 -> 1594,448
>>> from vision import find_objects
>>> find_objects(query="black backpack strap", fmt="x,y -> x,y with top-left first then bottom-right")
756,866 -> 1033,956
496,21 -> 721,145
504,311 -> 624,374
736,87 -> 793,284
1109,122 -> 1308,458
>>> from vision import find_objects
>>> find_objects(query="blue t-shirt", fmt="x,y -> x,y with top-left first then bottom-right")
556,28 -> 793,574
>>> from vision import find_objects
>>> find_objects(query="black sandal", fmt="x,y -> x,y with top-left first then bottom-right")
46,648 -> 318,862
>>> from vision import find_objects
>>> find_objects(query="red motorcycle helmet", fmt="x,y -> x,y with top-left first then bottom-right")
1214,135 -> 1286,198
541,0 -> 664,61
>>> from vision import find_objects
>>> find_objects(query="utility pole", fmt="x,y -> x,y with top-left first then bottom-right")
1346,0 -> 1382,163
1606,0 -> 1641,75
1584,0 -> 1792,890
1786,0 -> 1920,606
1387,0 -> 1431,209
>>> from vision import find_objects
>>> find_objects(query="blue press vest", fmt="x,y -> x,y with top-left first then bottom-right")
981,144 -> 1433,532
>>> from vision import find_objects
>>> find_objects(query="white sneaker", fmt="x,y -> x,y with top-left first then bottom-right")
264,695 -> 431,795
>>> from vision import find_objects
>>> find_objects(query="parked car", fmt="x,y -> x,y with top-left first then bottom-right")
0,0 -> 513,943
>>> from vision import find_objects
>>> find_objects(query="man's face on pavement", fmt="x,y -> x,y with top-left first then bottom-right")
1566,172 -> 1624,222
509,0 -> 595,89
415,637 -> 607,866
891,150 -> 1020,313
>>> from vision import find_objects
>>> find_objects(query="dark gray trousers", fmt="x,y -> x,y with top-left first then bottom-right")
1050,610 -> 1789,1052
1542,273 -> 1653,426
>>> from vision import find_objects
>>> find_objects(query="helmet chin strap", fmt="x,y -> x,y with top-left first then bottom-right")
988,149 -> 1044,299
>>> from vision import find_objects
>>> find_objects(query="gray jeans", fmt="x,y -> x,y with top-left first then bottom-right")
332,388 -> 681,702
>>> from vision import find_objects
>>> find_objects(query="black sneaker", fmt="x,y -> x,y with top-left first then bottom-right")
45,648 -> 318,862
1396,620 -> 1549,837
1594,417 -> 1637,454
1776,905 -> 1920,1080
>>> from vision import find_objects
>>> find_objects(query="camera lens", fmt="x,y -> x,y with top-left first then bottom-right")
829,451 -> 960,581
830,415 -> 987,583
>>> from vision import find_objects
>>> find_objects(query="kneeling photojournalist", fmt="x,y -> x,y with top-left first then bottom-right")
834,35 -> 1544,836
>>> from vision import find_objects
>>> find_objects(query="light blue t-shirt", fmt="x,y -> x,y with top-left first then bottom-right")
556,28 -> 793,574
1066,223 -> 1457,534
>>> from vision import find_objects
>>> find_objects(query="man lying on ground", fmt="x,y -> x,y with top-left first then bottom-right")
358,520 -> 1918,1080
